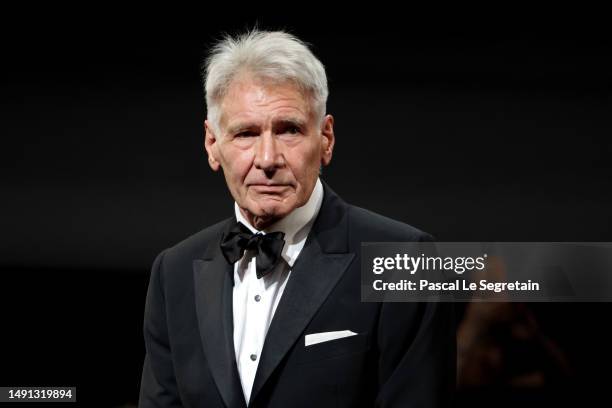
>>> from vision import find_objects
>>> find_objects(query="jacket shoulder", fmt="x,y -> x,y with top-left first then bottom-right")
151,217 -> 232,288
347,204 -> 433,242
164,217 -> 231,261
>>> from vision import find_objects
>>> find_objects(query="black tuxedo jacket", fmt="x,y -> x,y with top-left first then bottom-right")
139,182 -> 455,408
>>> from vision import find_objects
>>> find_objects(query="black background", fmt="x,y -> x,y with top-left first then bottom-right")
1,8 -> 611,407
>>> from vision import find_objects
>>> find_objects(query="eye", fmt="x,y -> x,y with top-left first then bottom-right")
279,125 -> 301,135
235,130 -> 258,138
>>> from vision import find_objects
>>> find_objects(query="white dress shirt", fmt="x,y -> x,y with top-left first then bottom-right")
232,178 -> 324,403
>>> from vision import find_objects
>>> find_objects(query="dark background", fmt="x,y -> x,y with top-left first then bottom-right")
1,9 -> 611,407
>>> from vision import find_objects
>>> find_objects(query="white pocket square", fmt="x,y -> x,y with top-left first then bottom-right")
305,330 -> 358,346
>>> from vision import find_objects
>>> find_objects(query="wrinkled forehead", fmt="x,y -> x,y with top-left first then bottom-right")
217,73 -> 317,128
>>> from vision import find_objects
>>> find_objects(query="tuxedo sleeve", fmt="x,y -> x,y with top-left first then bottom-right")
375,235 -> 456,408
139,250 -> 184,408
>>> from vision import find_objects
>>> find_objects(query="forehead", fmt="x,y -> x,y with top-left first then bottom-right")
218,76 -> 313,127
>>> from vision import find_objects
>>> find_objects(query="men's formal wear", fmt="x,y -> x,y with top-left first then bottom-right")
139,181 -> 455,408
231,178 -> 323,402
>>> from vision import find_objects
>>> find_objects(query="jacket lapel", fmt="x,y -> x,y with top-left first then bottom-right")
193,219 -> 247,408
249,182 -> 355,404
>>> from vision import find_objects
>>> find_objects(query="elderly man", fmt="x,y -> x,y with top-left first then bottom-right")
139,30 -> 455,408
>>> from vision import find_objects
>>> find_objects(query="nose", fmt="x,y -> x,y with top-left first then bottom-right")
254,132 -> 284,172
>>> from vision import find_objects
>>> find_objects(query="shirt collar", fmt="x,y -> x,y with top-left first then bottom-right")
234,178 -> 324,266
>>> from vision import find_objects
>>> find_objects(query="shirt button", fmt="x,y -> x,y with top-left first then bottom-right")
254,295 -> 261,302
250,354 -> 257,361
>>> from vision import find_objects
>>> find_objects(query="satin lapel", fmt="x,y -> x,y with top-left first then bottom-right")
193,233 -> 247,408
249,181 -> 355,404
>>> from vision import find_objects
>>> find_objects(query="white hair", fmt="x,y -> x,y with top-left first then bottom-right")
202,29 -> 328,134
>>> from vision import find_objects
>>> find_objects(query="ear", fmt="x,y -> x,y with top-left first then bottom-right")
320,114 -> 335,166
204,120 -> 221,171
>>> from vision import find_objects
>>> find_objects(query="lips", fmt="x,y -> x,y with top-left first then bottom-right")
249,184 -> 291,193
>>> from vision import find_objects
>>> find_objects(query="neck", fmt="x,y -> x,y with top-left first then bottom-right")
239,208 -> 280,231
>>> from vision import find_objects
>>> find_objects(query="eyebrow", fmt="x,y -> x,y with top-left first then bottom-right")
226,122 -> 260,135
273,117 -> 306,129
226,117 -> 307,134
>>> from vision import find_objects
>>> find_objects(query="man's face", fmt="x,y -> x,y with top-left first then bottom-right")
204,75 -> 334,229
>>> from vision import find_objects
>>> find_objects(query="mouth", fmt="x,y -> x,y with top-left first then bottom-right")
249,184 -> 291,194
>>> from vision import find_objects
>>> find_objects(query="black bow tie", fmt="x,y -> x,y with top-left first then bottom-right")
220,221 -> 286,279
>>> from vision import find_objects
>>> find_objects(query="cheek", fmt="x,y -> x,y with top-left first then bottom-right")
221,147 -> 253,181
288,142 -> 322,180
